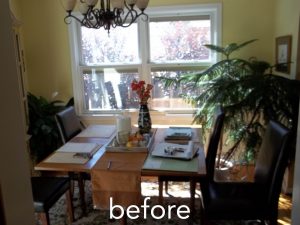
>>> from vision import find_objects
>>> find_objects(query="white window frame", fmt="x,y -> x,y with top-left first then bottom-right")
68,3 -> 222,116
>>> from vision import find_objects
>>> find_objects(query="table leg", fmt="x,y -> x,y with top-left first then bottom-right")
78,173 -> 87,216
66,189 -> 74,222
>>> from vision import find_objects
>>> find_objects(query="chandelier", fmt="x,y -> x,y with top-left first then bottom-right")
62,0 -> 149,33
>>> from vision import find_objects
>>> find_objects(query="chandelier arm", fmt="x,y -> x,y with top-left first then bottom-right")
121,8 -> 138,27
113,8 -> 124,26
98,9 -> 106,28
93,9 -> 101,29
82,19 -> 92,28
123,1 -> 137,23
86,9 -> 97,23
81,14 -> 93,28
64,13 -> 85,25
113,16 -> 122,26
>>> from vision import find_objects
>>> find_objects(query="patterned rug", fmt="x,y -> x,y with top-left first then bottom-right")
41,180 -> 290,225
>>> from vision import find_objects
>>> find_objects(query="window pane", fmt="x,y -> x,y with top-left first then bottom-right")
150,20 -> 211,63
151,71 -> 202,110
83,69 -> 140,110
81,25 -> 139,65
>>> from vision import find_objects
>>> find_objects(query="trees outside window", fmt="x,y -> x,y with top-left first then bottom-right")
68,4 -> 221,114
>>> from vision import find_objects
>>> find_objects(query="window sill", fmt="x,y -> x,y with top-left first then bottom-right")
79,111 -> 196,126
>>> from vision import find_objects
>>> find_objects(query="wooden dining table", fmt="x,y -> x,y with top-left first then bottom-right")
34,124 -> 206,223
35,124 -> 117,215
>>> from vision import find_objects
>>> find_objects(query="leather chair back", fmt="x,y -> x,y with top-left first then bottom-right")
55,106 -> 83,143
200,120 -> 291,223
254,120 -> 290,212
205,106 -> 225,180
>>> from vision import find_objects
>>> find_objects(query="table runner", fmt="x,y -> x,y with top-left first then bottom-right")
91,152 -> 147,209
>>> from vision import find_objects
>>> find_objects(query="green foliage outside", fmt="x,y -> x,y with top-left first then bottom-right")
159,40 -> 299,164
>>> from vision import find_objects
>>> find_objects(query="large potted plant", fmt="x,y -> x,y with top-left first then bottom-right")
27,93 -> 65,163
160,40 -> 299,168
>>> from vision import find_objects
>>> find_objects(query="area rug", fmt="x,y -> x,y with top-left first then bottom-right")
42,180 -> 290,225
46,180 -> 201,225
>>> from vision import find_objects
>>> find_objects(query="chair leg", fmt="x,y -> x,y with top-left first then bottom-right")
158,179 -> 163,205
65,189 -> 74,223
120,213 -> 127,225
38,212 -> 50,225
199,194 -> 206,225
165,181 -> 169,194
189,179 -> 196,216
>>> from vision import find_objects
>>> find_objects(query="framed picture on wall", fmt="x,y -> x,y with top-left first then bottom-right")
275,35 -> 292,74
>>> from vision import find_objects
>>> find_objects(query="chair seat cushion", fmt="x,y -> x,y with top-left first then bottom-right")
31,177 -> 70,212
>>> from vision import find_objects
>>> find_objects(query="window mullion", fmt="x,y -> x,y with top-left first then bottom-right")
138,18 -> 151,83
68,22 -> 85,115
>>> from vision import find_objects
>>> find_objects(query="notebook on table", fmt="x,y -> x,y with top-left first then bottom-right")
164,127 -> 192,141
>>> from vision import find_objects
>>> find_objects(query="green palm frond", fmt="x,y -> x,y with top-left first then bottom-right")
159,39 -> 299,163
205,39 -> 258,58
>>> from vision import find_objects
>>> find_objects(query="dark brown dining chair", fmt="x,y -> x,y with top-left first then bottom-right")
55,106 -> 88,214
31,176 -> 74,225
200,120 -> 291,225
158,106 -> 225,213
55,106 -> 84,144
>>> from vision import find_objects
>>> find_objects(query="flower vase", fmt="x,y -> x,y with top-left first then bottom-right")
138,103 -> 152,134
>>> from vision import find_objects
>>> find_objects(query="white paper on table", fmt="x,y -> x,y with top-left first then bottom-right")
151,141 -> 195,160
76,125 -> 116,138
56,142 -> 100,154
44,152 -> 89,164
165,127 -> 192,139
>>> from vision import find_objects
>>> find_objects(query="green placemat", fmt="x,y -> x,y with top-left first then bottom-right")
143,154 -> 198,172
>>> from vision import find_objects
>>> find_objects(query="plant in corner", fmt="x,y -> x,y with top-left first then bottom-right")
27,93 -> 65,163
159,39 -> 299,166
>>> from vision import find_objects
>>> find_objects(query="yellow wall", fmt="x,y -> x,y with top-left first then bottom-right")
18,0 -> 74,102
9,0 -> 22,19
274,0 -> 300,79
222,0 -> 275,62
11,0 -> 298,102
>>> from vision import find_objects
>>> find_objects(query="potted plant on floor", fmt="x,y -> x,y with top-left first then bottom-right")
27,93 -> 65,163
159,40 -> 299,176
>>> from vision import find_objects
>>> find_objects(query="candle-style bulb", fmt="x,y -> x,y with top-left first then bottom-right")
62,0 -> 77,11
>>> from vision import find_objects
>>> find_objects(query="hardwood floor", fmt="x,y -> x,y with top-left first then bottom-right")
142,159 -> 293,225
278,193 -> 292,225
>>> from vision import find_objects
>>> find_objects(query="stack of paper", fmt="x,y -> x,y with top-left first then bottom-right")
164,127 -> 192,140
151,141 -> 196,160
56,142 -> 100,159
